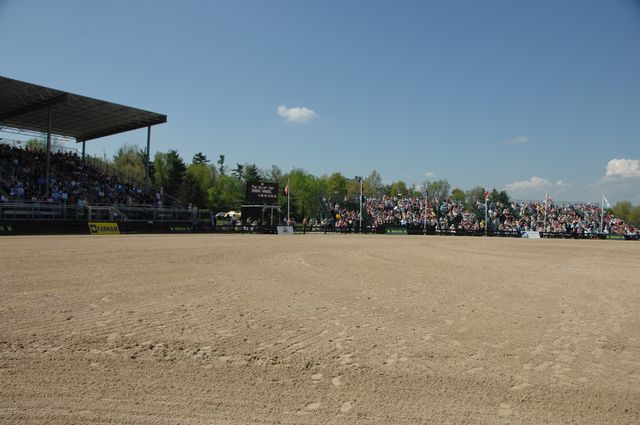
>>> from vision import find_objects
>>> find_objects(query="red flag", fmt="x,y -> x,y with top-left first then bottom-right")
484,191 -> 489,201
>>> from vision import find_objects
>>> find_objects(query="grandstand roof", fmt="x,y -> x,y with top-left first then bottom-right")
0,76 -> 167,142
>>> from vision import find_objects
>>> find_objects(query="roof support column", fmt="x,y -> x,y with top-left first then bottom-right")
45,106 -> 52,198
81,140 -> 86,165
145,125 -> 151,192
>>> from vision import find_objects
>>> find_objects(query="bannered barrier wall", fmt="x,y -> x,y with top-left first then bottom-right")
1,217 -> 637,240
207,224 -> 638,240
0,220 -> 212,235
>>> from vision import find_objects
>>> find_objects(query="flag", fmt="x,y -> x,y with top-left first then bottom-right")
603,194 -> 610,208
546,193 -> 552,205
484,191 -> 489,201
285,179 -> 291,222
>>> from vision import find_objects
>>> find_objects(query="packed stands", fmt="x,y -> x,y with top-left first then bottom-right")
0,143 -> 153,206
326,195 -> 638,237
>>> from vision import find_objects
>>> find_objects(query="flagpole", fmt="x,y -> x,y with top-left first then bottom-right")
359,178 -> 363,233
600,194 -> 604,234
423,190 -> 427,235
544,191 -> 548,232
484,191 -> 488,237
287,177 -> 290,225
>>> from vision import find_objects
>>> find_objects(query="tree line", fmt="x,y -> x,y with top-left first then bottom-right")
28,139 -> 638,225
108,144 -> 518,219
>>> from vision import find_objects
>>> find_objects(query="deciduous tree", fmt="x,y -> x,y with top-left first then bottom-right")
113,144 -> 145,182
388,180 -> 409,197
364,170 -> 384,198
451,188 -> 465,203
426,179 -> 451,203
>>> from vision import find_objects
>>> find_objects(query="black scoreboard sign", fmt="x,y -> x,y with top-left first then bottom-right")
245,181 -> 278,205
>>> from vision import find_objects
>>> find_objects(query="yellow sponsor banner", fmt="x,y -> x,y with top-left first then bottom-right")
88,222 -> 120,235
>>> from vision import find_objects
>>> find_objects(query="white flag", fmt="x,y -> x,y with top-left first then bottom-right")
603,194 -> 610,208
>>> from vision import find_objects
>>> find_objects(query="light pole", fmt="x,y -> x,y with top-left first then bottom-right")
423,190 -> 428,235
355,176 -> 363,233
359,178 -> 363,233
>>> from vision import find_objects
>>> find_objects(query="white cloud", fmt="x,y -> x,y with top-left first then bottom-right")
424,171 -> 436,178
603,158 -> 640,181
504,136 -> 529,145
590,159 -> 640,203
277,105 -> 318,123
505,176 -> 573,196
505,176 -> 550,192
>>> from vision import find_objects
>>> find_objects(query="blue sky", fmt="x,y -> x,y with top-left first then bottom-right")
1,0 -> 639,202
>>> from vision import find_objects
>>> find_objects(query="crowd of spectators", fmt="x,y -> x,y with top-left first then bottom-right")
0,144 -> 154,206
2,143 -> 637,236
328,196 -> 482,231
489,201 -> 635,235
327,200 -> 362,228
327,195 -> 638,236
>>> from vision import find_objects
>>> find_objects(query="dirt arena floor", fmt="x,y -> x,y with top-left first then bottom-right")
1,234 -> 639,424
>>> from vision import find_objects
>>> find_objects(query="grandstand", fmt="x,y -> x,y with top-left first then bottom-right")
324,195 -> 638,240
0,76 -> 214,234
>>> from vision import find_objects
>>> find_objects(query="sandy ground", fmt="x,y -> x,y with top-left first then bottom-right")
0,234 -> 639,424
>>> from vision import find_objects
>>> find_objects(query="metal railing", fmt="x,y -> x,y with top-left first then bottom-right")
0,201 -> 210,223
87,205 -> 125,222
0,202 -> 82,220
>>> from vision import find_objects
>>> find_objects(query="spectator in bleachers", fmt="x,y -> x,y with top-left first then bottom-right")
0,143 -> 153,205
326,194 -> 636,236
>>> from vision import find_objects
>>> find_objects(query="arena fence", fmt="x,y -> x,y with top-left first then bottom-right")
209,224 -> 639,240
0,202 -> 210,235
0,202 -> 637,240
0,202 -> 208,222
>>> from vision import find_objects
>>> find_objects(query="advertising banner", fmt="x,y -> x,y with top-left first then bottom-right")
385,227 -> 408,235
89,222 -> 120,235
277,225 -> 294,235
0,224 -> 14,234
